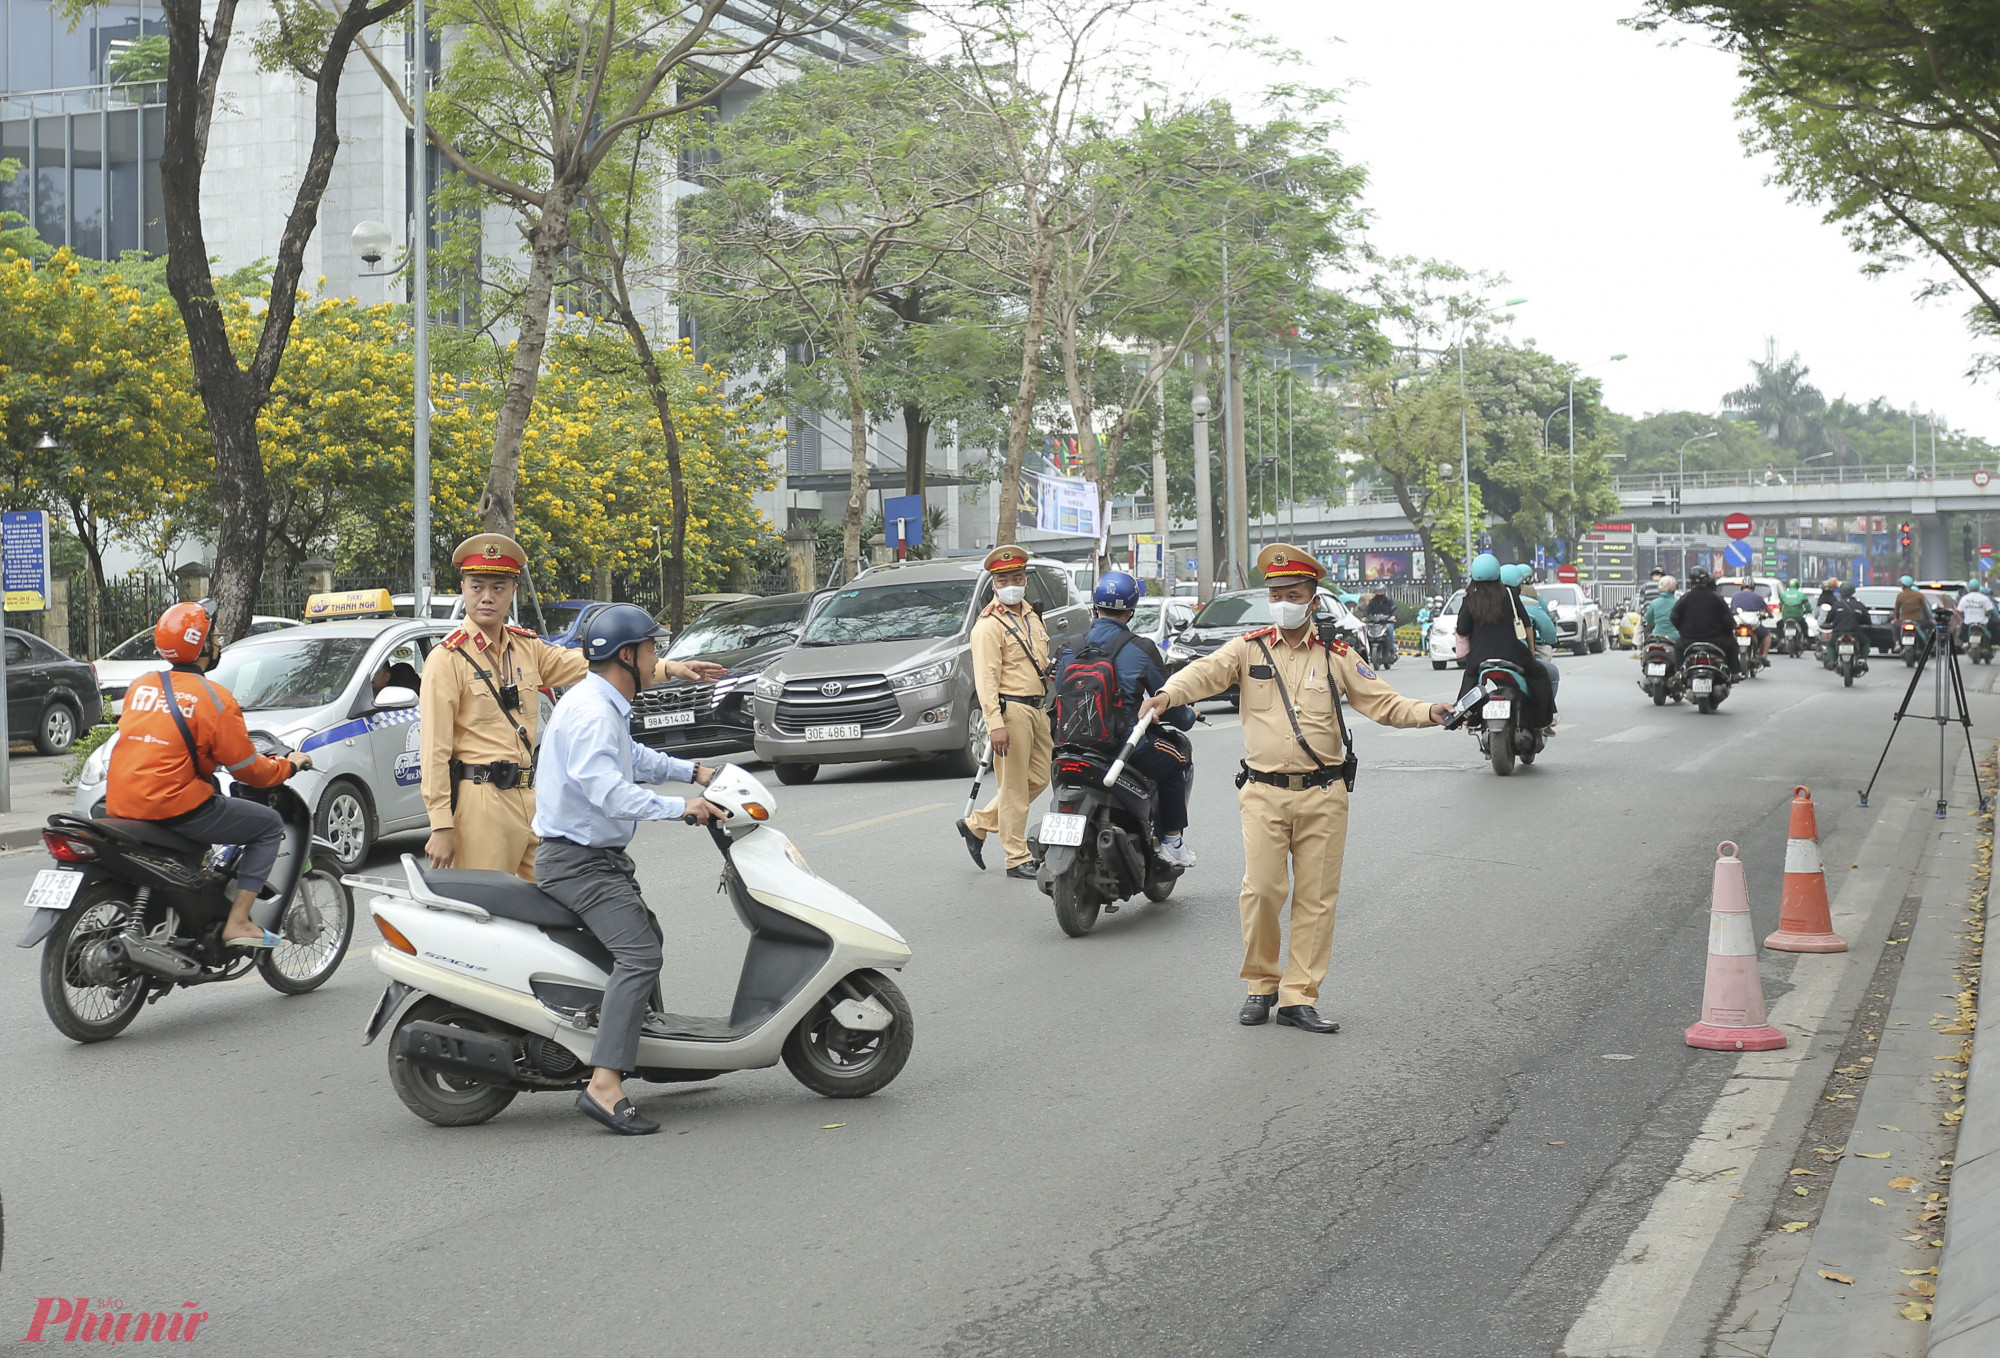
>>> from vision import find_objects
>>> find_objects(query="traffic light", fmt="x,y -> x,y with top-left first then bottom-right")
1899,521 -> 1913,552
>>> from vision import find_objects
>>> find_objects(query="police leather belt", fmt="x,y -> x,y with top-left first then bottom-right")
449,758 -> 533,791
998,693 -> 1046,708
1235,761 -> 1342,792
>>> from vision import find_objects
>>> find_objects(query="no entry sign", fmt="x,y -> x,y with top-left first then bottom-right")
1723,512 -> 1754,540
1976,469 -> 1992,488
1556,564 -> 1578,584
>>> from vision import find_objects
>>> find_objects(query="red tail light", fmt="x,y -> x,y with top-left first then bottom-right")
43,830 -> 97,862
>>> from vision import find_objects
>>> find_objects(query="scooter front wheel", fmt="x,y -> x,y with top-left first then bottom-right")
387,997 -> 519,1126
257,869 -> 353,995
783,969 -> 914,1099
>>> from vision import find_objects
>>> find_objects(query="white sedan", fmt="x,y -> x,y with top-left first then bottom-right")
95,615 -> 301,715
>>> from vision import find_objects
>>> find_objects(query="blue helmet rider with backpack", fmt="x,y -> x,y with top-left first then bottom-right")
1050,571 -> 1199,867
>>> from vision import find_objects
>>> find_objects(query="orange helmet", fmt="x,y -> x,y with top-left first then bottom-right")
154,599 -> 215,663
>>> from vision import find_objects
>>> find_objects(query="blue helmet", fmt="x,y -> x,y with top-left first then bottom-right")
1092,571 -> 1140,610
1470,552 -> 1501,582
581,603 -> 663,661
1901,575 -> 1915,587
1499,563 -> 1531,588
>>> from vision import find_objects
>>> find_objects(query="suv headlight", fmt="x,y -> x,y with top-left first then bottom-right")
79,736 -> 116,787
754,668 -> 784,700
889,660 -> 952,691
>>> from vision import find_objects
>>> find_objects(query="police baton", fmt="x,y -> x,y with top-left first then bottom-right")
961,733 -> 995,819
1102,709 -> 1157,788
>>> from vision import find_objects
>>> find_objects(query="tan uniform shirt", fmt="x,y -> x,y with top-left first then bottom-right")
1158,626 -> 1433,772
420,625 -> 588,830
968,602 -> 1051,733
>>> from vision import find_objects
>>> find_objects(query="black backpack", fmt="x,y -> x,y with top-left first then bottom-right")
1052,630 -> 1140,751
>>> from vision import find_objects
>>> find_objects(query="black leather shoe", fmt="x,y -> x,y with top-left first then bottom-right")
957,819 -> 987,870
1275,1004 -> 1340,1034
1005,863 -> 1037,880
1239,993 -> 1278,1025
576,1090 -> 661,1135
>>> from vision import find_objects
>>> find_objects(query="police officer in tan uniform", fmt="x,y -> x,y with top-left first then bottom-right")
956,544 -> 1054,879
1141,544 -> 1451,1033
419,534 -> 726,878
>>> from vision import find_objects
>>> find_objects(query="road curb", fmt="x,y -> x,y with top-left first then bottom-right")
1932,760 -> 1999,1357
0,824 -> 47,851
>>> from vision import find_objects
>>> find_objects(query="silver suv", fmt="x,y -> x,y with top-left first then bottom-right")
750,556 -> 1089,784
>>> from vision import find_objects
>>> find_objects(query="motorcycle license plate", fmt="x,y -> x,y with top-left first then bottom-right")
1039,812 -> 1087,847
806,724 -> 862,741
24,868 -> 83,912
1692,678 -> 1713,694
1646,663 -> 1667,676
642,711 -> 695,730
1839,645 -> 1856,656
1484,699 -> 1512,719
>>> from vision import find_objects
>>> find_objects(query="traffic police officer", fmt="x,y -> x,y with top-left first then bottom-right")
1140,544 -> 1450,1034
956,544 -> 1053,879
420,533 -> 725,878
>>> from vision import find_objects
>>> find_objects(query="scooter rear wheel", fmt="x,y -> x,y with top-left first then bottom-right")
1489,718 -> 1516,777
1651,681 -> 1666,706
782,969 -> 914,1099
39,885 -> 149,1043
387,997 -> 519,1127
1052,873 -> 1101,937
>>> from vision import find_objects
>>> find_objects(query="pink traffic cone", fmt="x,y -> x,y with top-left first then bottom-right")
1686,841 -> 1787,1052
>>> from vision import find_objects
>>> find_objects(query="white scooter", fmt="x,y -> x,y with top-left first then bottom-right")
345,766 -> 913,1127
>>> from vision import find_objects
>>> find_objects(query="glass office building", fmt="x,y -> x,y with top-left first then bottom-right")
2,0 -> 167,256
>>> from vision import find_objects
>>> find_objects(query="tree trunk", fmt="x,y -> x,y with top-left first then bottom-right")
1056,307 -> 1103,568
616,315 -> 690,633
835,290 -> 872,580
996,227 -> 1054,550
479,186 -> 579,536
902,402 -> 929,499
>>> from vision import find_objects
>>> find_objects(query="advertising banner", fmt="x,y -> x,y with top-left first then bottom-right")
2,510 -> 50,612
1015,470 -> 1101,539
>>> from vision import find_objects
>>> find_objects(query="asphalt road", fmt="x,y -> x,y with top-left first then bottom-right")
1,642 -> 1989,1357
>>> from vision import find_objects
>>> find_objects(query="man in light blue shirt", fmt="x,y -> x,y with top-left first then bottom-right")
533,604 -> 729,1136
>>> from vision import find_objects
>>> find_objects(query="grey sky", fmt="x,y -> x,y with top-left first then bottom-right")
1213,1 -> 1996,440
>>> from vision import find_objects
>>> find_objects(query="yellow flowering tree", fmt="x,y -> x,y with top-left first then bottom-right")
0,248 -> 209,651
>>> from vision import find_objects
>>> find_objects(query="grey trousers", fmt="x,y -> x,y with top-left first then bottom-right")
534,839 -> 662,1073
165,794 -> 285,897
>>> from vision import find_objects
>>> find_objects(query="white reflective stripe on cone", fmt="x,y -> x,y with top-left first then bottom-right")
1707,910 -> 1759,958
1783,838 -> 1822,875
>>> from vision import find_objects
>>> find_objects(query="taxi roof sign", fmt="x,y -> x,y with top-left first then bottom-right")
304,588 -> 395,622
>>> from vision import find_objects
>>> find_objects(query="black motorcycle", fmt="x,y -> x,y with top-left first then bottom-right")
1828,630 -> 1868,687
16,735 -> 353,1043
1639,636 -> 1678,706
1777,615 -> 1808,658
1898,618 -> 1923,666
1969,624 -> 1994,666
1364,615 -> 1398,670
1682,641 -> 1732,714
1029,716 -> 1186,937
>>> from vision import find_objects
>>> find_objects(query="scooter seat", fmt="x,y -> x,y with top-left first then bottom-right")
419,867 -> 584,929
89,816 -> 206,856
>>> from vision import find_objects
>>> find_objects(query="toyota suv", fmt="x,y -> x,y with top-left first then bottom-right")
749,556 -> 1088,784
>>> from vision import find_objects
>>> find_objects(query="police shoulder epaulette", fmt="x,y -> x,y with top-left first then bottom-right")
505,623 -> 539,639
439,628 -> 470,651
1323,634 -> 1351,656
1243,625 -> 1278,642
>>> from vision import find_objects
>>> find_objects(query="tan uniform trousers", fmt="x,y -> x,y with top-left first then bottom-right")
967,701 -> 1052,868
1238,779 -> 1350,1007
451,780 -> 538,880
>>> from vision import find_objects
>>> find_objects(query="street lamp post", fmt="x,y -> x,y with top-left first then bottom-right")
1677,429 -> 1719,577
1192,376 -> 1220,605
1566,354 -> 1627,556
1457,298 -> 1527,573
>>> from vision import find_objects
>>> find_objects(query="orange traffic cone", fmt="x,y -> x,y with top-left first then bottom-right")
1686,841 -> 1786,1052
1764,786 -> 1847,953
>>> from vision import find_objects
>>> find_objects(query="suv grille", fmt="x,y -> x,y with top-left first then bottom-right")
632,684 -> 714,721
773,674 -> 900,734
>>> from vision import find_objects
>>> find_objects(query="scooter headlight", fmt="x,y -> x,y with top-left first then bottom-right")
78,735 -> 117,787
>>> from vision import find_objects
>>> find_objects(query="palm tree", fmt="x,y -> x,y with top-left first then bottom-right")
1725,350 -> 1832,459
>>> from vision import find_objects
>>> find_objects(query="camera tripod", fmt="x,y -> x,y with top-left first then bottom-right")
1858,616 -> 1989,818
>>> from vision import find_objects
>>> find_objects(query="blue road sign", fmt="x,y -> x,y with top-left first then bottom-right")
1,510 -> 49,611
1723,539 -> 1753,569
883,494 -> 923,552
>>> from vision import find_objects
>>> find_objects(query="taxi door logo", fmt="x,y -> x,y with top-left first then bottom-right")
393,721 -> 422,786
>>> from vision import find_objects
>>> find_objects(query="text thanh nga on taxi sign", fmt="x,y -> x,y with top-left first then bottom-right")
302,589 -> 395,623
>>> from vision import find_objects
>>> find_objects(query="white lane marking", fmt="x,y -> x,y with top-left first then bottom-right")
815,801 -> 953,837
1559,798 -> 1915,1357
1595,726 -> 1668,744
1673,691 -> 1823,774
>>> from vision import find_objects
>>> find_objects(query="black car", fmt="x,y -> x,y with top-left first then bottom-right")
7,629 -> 98,755
631,593 -> 816,757
1163,589 -> 1365,708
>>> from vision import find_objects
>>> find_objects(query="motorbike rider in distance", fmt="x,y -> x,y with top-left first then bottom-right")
107,601 -> 313,949
1816,578 -> 1842,611
1956,584 -> 1994,651
1052,572 -> 1198,866
1671,570 -> 1742,677
1822,583 -> 1873,663
1456,555 -> 1554,732
1501,564 -> 1560,702
1363,588 -> 1397,621
1778,577 -> 1810,650
1729,580 -> 1773,662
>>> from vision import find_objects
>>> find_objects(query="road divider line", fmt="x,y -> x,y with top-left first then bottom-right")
1560,797 -> 1917,1358
815,801 -> 953,837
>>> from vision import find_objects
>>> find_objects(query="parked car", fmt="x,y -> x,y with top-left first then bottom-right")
96,615 -> 299,715
1426,589 -> 1466,669
391,593 -> 462,620
7,630 -> 99,754
631,592 -> 816,758
1164,587 -> 1365,706
1132,594 -> 1198,666
73,615 -> 452,870
1533,583 -> 1607,655
750,556 -> 1090,784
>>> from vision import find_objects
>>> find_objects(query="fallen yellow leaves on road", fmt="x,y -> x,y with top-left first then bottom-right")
1909,1279 -> 1937,1298
1869,1197 -> 1888,1205
1790,1168 -> 1821,1176
1856,1151 -> 1893,1158
1818,1270 -> 1855,1285
1780,1222 -> 1809,1232
1901,1301 -> 1933,1321
1889,1176 -> 1921,1191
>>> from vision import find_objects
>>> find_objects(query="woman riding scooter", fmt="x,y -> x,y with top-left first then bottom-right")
1455,555 -> 1555,732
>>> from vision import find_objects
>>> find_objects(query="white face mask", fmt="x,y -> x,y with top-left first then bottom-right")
1269,598 -> 1312,630
995,585 -> 1027,606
